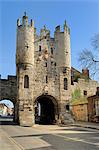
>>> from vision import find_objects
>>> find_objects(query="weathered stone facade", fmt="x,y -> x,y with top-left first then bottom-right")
0,13 -> 99,126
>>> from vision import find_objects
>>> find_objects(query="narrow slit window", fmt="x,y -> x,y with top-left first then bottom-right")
24,75 -> 29,88
46,76 -> 48,83
64,78 -> 68,90
51,48 -> 53,55
45,62 -> 47,67
39,45 -> 41,52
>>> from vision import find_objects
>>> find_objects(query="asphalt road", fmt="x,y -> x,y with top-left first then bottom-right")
0,116 -> 99,150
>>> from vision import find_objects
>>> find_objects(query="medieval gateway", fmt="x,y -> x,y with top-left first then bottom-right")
0,14 -> 99,126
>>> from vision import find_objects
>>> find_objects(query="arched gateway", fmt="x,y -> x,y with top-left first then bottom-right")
34,95 -> 59,124
0,13 -> 75,126
0,75 -> 18,122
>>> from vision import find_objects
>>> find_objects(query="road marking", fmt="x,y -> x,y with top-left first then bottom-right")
0,128 -> 24,150
54,134 -> 99,146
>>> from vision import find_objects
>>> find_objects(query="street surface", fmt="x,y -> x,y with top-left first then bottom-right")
0,116 -> 99,150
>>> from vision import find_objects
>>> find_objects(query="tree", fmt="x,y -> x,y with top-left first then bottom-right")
79,34 -> 99,79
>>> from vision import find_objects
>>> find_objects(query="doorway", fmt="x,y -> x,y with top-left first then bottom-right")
35,95 -> 58,125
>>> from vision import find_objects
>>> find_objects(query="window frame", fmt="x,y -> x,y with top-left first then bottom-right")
24,75 -> 29,88
64,78 -> 68,90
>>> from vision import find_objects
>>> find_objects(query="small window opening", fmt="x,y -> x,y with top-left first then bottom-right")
46,76 -> 48,83
66,104 -> 70,111
84,90 -> 87,96
51,48 -> 53,55
63,67 -> 67,73
45,62 -> 47,67
24,75 -> 29,88
51,61 -> 53,65
39,45 -> 41,52
64,78 -> 68,90
94,102 -> 95,109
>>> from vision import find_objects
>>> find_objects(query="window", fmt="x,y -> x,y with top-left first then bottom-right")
24,75 -> 29,88
46,76 -> 48,83
66,104 -> 70,111
51,61 -> 53,65
84,90 -> 87,96
45,62 -> 47,67
51,48 -> 53,55
64,78 -> 68,90
39,45 -> 41,52
63,67 -> 67,73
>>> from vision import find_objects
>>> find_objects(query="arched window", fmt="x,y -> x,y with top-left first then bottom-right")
24,75 -> 29,88
64,78 -> 68,90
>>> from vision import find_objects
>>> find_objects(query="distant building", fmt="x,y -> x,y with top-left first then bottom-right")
88,87 -> 99,122
0,103 -> 13,116
0,103 -> 8,116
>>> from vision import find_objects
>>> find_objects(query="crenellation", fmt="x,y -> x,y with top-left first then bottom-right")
0,13 -> 98,126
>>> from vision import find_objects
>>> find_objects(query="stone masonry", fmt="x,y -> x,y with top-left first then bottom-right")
0,13 -> 99,126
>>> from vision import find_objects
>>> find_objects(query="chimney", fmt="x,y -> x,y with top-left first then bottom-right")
96,87 -> 99,96
82,68 -> 89,78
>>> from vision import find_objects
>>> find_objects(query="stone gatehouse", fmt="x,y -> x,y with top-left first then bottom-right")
0,13 -> 99,126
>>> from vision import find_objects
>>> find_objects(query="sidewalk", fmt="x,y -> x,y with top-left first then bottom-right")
72,121 -> 99,130
0,127 -> 21,150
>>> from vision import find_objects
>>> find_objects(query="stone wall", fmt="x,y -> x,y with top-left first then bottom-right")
1,14 -> 99,126
71,78 -> 99,97
72,103 -> 88,121
0,75 -> 17,103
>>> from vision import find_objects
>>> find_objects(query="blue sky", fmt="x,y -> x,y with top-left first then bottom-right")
0,0 -> 99,82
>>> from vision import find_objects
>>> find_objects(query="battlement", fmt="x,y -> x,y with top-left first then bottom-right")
0,75 -> 16,81
17,12 -> 34,28
54,21 -> 70,34
40,25 -> 50,37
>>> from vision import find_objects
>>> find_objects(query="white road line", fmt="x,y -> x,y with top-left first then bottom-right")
54,134 -> 99,146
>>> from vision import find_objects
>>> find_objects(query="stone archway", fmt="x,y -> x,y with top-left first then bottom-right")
34,95 -> 59,125
0,76 -> 18,123
0,99 -> 14,120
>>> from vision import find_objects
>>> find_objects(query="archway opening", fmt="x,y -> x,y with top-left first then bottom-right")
0,100 -> 14,123
34,95 -> 58,125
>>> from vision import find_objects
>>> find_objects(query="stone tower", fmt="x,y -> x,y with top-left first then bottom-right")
16,13 -> 34,126
16,14 -> 73,126
0,13 -> 99,127
54,21 -> 71,122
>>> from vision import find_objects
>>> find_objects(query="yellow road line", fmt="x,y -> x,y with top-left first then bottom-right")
0,128 -> 24,150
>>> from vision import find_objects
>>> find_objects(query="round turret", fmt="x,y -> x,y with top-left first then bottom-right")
16,13 -> 34,67
64,20 -> 71,68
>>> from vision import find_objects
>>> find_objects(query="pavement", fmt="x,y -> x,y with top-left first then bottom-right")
59,121 -> 99,130
71,121 -> 99,130
0,123 -> 99,150
0,117 -> 99,150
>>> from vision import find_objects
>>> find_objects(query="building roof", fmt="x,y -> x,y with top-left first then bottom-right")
0,103 -> 9,108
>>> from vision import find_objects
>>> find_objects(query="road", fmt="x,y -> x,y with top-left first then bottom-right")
0,116 -> 99,150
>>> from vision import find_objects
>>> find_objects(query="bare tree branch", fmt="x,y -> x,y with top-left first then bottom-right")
91,34 -> 99,50
79,34 -> 99,79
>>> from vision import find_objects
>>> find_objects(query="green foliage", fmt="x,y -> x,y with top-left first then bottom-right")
71,88 -> 88,105
72,88 -> 81,100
